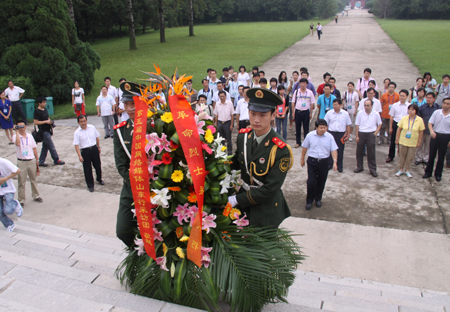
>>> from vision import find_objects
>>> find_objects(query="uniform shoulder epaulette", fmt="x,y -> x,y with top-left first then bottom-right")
272,137 -> 286,149
113,121 -> 127,130
239,128 -> 252,134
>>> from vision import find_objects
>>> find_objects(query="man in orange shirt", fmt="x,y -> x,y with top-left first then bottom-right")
379,82 -> 399,145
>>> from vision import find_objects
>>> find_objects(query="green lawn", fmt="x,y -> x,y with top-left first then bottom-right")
376,19 -> 450,82
53,20 -> 327,120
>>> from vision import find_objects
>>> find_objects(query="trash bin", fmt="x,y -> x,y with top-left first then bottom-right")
45,97 -> 54,116
20,99 -> 36,120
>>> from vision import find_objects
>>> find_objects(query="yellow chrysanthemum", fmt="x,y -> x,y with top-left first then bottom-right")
147,110 -> 155,118
176,247 -> 185,259
205,129 -> 214,143
221,146 -> 227,152
229,208 -> 241,220
171,170 -> 184,183
180,235 -> 189,242
161,112 -> 173,123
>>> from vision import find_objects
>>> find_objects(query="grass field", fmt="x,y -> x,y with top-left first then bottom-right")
376,19 -> 450,82
52,20 -> 327,119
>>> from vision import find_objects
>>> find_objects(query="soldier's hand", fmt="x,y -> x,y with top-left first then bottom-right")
79,156 -> 84,163
301,158 -> 305,167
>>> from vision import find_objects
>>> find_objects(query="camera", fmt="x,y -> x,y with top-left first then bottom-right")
51,120 -> 56,128
14,125 -> 25,130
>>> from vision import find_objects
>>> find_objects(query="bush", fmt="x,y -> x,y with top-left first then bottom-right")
0,76 -> 36,100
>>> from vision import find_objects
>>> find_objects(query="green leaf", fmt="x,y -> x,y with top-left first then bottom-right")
161,269 -> 172,297
173,258 -> 187,299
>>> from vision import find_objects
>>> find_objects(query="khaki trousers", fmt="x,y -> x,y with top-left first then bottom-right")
17,160 -> 40,203
415,134 -> 431,162
398,145 -> 416,171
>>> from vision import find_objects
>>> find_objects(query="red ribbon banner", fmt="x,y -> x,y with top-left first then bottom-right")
130,96 -> 156,260
169,94 -> 206,267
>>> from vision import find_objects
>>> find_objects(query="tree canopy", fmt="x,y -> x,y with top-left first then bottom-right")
366,0 -> 450,19
0,0 -> 100,104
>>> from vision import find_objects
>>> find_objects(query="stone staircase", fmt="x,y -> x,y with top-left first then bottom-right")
1,219 -> 449,312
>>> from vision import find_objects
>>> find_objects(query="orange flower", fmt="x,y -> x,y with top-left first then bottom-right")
188,192 -> 197,203
229,208 -> 241,220
150,191 -> 156,198
176,226 -> 184,238
223,203 -> 232,217
168,187 -> 181,192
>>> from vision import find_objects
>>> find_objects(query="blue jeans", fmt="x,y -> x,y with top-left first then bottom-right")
0,193 -> 17,228
276,117 -> 287,141
39,131 -> 60,164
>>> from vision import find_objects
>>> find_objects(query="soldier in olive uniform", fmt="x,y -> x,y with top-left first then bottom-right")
113,82 -> 143,247
228,88 -> 294,228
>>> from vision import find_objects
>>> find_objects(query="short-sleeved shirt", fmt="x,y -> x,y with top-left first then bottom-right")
0,158 -> 19,195
358,97 -> 382,114
213,100 -> 235,122
73,124 -> 100,149
212,90 -> 231,104
342,91 -> 359,115
96,95 -> 115,116
317,83 -> 325,95
100,86 -> 118,102
292,81 -> 316,96
429,109 -> 450,134
435,83 -> 450,106
424,78 -> 437,93
380,92 -> 399,119
357,78 -> 378,95
355,110 -> 382,133
4,86 -> 25,102
119,103 -> 129,121
198,88 -> 213,106
418,102 -> 439,135
34,108 -> 52,133
292,89 -> 315,111
237,73 -> 250,86
12,133 -> 37,160
302,131 -> 338,159
235,98 -> 249,121
389,101 -> 409,123
72,88 -> 84,104
397,115 -> 425,147
324,109 -> 352,132
208,79 -> 219,93
411,97 -> 426,106
317,94 -> 336,119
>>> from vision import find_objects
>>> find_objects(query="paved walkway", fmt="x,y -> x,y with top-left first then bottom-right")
1,9 -> 450,311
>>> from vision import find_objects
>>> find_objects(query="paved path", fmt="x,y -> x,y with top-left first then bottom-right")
1,9 -> 450,310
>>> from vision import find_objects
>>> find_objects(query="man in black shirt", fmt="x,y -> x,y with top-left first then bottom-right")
220,67 -> 233,93
329,77 -> 341,100
33,96 -> 65,167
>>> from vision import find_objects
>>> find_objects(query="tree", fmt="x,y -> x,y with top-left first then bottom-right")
66,0 -> 75,23
288,0 -> 314,20
188,0 -> 194,36
126,0 -> 137,49
207,0 -> 235,24
159,0 -> 166,42
0,0 -> 101,104
315,0 -> 338,19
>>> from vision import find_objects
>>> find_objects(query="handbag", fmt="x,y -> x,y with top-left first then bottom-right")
32,125 -> 43,143
75,103 -> 82,111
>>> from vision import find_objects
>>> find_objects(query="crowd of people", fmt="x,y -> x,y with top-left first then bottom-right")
1,66 -> 450,230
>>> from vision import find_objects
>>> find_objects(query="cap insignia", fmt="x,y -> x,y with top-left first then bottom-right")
124,83 -> 131,91
255,90 -> 264,98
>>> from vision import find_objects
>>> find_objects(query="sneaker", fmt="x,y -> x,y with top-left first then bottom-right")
34,197 -> 43,203
54,160 -> 65,165
395,170 -> 403,177
405,172 -> 413,178
6,224 -> 16,232
15,201 -> 23,217
39,163 -> 49,167
348,137 -> 353,142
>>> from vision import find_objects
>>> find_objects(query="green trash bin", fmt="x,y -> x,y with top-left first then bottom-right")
20,99 -> 36,120
45,97 -> 54,116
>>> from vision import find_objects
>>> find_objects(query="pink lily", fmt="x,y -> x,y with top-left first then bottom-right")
201,246 -> 213,268
156,256 -> 169,271
152,210 -> 162,225
173,203 -> 189,224
158,133 -> 172,154
151,160 -> 163,166
134,237 -> 145,256
185,205 -> 199,226
202,213 -> 217,234
145,133 -> 161,154
195,115 -> 206,135
233,213 -> 249,228
153,227 -> 164,242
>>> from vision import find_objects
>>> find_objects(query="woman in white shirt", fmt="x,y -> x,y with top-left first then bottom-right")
237,65 -> 250,87
72,81 -> 85,117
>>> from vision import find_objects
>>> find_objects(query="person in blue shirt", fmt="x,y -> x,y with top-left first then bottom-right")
317,84 -> 336,119
301,119 -> 338,210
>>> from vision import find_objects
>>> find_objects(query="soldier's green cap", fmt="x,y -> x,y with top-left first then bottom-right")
119,81 -> 147,102
247,88 -> 282,112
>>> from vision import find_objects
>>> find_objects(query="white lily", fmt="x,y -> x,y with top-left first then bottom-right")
151,188 -> 171,208
178,161 -> 191,179
220,173 -> 232,194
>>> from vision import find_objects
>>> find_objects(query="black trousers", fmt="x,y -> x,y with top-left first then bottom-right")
329,131 -> 345,170
306,157 -> 329,204
388,121 -> 398,159
217,120 -> 232,155
116,183 -> 136,248
425,133 -> 450,179
11,100 -> 27,124
113,112 -> 119,125
356,132 -> 377,173
238,120 -> 250,130
317,30 -> 322,40
80,145 -> 102,188
295,109 -> 310,144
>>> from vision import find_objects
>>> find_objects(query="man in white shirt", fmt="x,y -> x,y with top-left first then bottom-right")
0,157 -> 23,232
358,88 -> 382,114
102,77 -> 119,125
214,91 -> 235,155
208,69 -> 219,93
234,85 -> 245,109
12,120 -> 43,206
325,99 -> 352,172
235,86 -> 250,130
212,81 -> 231,109
342,81 -> 359,141
73,115 -> 103,192
386,89 -> 410,163
292,78 -> 316,147
354,99 -> 382,177
117,78 -> 129,122
4,80 -> 27,124
356,68 -> 378,99
97,86 -> 116,139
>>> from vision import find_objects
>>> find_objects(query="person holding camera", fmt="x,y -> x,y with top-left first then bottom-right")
0,91 -> 14,144
33,96 -> 65,167
12,120 -> 43,206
